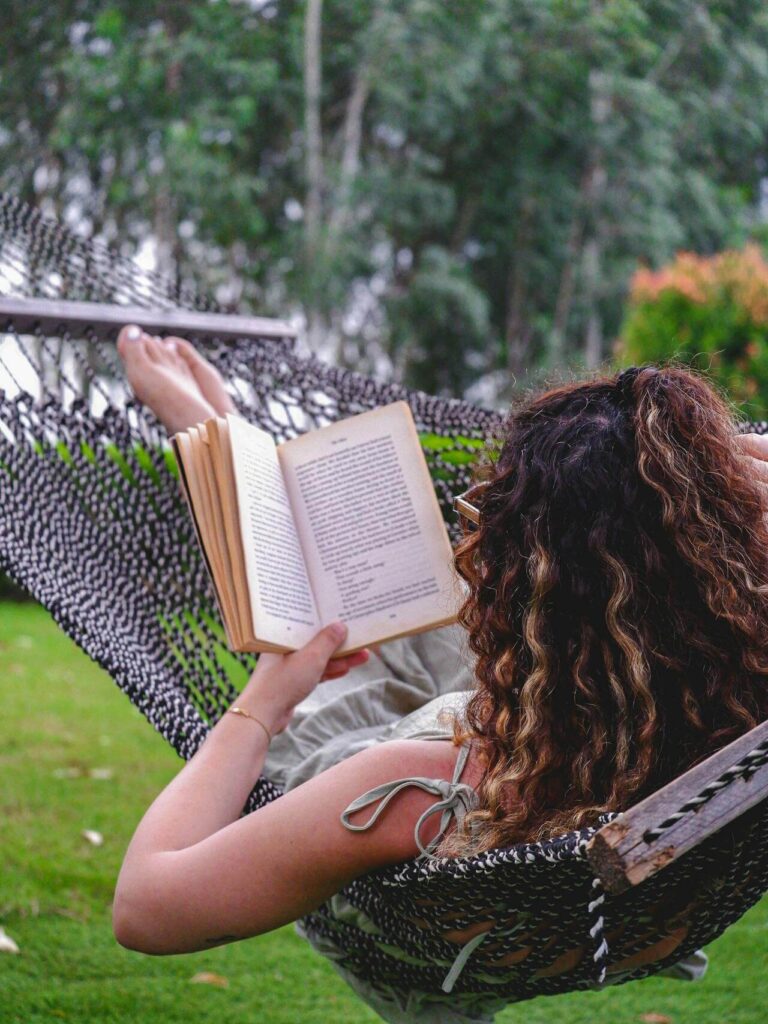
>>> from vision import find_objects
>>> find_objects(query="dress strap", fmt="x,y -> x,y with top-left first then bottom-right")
451,740 -> 471,784
339,742 -> 477,860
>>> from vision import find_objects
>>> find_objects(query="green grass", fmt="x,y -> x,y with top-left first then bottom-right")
1,603 -> 766,1023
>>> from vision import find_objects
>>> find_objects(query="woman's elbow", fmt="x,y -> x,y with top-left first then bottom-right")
112,898 -> 154,953
112,889 -> 178,955
113,902 -> 146,952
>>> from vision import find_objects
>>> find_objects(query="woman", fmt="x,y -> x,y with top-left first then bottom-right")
113,327 -> 768,1021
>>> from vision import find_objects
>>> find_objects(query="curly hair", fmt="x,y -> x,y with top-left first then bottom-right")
446,365 -> 768,854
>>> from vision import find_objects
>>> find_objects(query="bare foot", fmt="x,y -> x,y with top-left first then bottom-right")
117,326 -> 236,435
166,336 -> 237,418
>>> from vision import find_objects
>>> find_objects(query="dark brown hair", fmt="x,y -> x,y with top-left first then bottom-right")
448,366 -> 768,853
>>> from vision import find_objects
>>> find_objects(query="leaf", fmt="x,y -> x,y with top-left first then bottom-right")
0,927 -> 20,954
190,971 -> 229,988
93,9 -> 124,42
81,829 -> 104,847
52,767 -> 85,779
639,1015 -> 672,1023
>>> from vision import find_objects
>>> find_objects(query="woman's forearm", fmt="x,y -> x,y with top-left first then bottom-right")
114,624 -> 361,917
118,695 -> 280,884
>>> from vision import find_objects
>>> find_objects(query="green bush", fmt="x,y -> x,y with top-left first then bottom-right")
619,246 -> 768,420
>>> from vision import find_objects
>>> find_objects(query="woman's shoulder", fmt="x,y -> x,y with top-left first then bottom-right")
345,736 -> 481,795
269,737 -> 476,872
322,737 -> 482,858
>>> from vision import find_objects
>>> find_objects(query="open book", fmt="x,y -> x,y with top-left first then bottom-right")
172,401 -> 460,655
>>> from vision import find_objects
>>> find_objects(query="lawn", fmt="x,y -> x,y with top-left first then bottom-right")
1,602 -> 766,1024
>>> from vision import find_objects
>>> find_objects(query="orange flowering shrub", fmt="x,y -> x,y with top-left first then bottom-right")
620,245 -> 768,418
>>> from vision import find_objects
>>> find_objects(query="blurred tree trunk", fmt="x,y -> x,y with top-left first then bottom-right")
328,62 -> 371,243
304,0 -> 325,352
154,20 -> 183,286
581,68 -> 611,369
506,197 -> 535,378
582,235 -> 604,369
549,200 -> 585,366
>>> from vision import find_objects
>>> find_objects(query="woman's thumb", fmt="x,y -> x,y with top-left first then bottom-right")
298,621 -> 348,671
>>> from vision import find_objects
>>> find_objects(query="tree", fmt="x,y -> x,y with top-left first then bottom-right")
2,1 -> 767,400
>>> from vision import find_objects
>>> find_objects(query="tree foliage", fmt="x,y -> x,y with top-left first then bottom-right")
2,1 -> 768,399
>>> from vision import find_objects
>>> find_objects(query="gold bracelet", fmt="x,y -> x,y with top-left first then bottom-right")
227,706 -> 273,743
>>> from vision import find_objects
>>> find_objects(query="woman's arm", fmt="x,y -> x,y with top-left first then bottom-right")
113,738 -> 445,954
115,623 -> 358,857
112,623 -> 449,954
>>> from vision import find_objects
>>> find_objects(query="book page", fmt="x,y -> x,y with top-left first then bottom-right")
227,415 -> 320,647
279,402 -> 458,651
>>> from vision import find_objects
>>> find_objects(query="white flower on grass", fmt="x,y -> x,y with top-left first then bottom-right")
81,829 -> 104,846
0,928 -> 20,954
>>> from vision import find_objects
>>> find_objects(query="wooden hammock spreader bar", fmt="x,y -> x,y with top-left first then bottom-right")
587,718 -> 768,894
0,296 -> 296,342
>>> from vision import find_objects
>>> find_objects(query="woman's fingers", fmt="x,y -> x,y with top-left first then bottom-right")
741,454 -> 768,486
735,434 -> 768,491
320,649 -> 370,680
736,433 -> 768,461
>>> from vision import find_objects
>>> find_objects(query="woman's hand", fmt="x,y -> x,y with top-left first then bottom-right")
236,622 -> 370,735
735,433 -> 768,501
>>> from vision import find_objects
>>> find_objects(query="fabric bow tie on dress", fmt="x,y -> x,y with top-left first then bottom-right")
340,774 -> 478,859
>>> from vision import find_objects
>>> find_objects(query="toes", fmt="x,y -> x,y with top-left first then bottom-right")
173,337 -> 210,372
117,325 -> 152,370
143,334 -> 188,373
117,328 -> 231,424
117,324 -> 144,360
162,335 -> 193,369
161,336 -> 182,357
174,337 -> 236,415
160,336 -> 200,381
139,334 -> 165,363
121,333 -> 178,380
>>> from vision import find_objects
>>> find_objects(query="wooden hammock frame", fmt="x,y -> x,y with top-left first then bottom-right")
588,718 -> 768,893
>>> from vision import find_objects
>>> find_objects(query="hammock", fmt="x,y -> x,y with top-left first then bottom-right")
1,193 -> 767,1010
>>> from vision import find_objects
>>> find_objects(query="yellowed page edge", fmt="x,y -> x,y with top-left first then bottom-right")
190,426 -> 242,646
207,417 -> 256,646
173,431 -> 239,649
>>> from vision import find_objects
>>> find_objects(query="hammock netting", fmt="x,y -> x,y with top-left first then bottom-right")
0,194 -> 495,784
1,192 -> 767,1007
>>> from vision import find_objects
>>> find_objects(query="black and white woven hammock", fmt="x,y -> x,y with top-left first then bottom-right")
1,193 -> 767,1009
